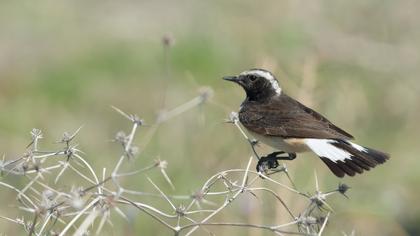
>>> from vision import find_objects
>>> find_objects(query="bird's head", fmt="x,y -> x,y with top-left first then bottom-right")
223,69 -> 282,100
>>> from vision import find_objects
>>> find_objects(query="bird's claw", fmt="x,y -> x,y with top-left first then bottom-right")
256,151 -> 296,175
256,152 -> 283,173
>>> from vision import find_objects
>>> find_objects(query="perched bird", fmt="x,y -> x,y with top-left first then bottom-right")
223,68 -> 389,177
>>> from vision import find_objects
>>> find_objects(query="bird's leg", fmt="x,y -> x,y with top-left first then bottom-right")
256,152 -> 297,173
275,152 -> 296,161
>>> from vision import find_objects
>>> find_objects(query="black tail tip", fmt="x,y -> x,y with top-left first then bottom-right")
364,147 -> 390,164
321,143 -> 390,178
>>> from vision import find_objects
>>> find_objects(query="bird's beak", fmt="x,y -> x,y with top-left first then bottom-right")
222,76 -> 239,83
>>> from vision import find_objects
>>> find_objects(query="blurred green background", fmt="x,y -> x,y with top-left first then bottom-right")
1,0 -> 419,235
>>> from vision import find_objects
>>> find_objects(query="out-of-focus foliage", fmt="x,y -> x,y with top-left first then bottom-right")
0,0 -> 419,235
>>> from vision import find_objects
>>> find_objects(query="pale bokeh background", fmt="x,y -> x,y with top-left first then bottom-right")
0,0 -> 419,235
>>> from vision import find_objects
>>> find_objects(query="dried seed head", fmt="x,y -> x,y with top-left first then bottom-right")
69,187 -> 85,210
299,216 -> 318,225
41,190 -> 55,209
162,33 -> 175,47
114,131 -> 128,144
198,87 -> 214,103
22,162 -> 29,172
311,192 -> 326,207
43,189 -> 54,200
338,183 -> 350,198
175,205 -> 186,217
226,112 -> 239,123
191,190 -> 205,201
61,132 -> 71,143
156,159 -> 168,169
128,146 -> 139,156
64,147 -> 75,159
30,129 -> 43,140
131,115 -> 144,125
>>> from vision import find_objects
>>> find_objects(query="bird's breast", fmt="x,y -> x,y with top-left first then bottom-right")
247,130 -> 310,153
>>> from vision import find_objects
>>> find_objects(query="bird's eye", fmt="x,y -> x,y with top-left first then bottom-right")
249,75 -> 258,81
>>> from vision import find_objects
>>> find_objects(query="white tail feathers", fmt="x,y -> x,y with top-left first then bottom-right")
304,139 -> 354,162
304,139 -> 389,177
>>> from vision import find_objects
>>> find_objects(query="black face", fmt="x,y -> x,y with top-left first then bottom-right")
223,72 -> 278,101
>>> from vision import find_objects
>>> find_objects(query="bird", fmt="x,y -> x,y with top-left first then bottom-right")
223,68 -> 389,177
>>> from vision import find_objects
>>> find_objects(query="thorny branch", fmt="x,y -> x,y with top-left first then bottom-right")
0,91 -> 348,236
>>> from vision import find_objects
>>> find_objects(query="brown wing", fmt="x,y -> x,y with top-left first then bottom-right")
239,94 -> 353,140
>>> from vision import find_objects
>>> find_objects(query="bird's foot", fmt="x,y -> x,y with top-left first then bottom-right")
256,152 -> 296,174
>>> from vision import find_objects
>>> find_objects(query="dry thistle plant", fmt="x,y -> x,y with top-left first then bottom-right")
0,36 -> 349,235
0,87 -> 349,236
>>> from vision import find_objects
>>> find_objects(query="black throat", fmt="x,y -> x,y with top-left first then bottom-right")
245,87 -> 278,102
